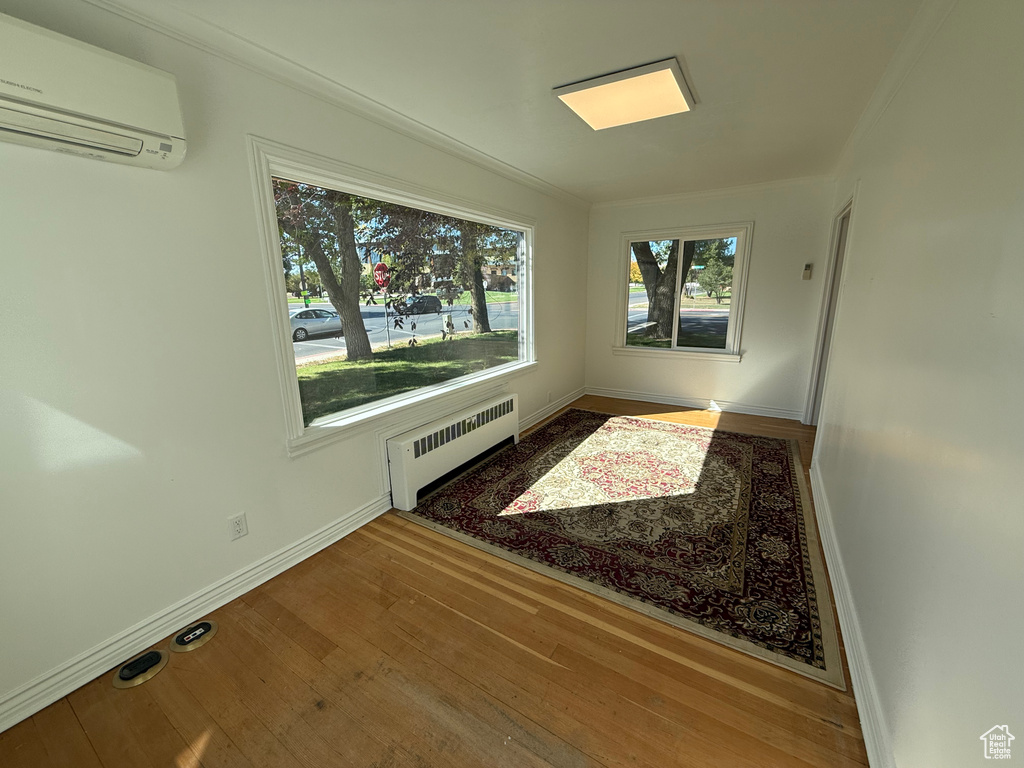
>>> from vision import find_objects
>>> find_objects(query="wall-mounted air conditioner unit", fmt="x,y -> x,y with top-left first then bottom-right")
0,12 -> 186,169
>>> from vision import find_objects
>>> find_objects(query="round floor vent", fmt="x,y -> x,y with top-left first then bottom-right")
112,649 -> 168,689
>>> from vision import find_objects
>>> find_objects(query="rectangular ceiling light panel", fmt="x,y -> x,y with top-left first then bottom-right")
554,58 -> 694,130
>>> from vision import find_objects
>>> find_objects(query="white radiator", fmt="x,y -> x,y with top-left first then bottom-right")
386,394 -> 519,511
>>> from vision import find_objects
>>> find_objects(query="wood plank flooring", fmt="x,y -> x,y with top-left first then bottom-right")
0,396 -> 865,767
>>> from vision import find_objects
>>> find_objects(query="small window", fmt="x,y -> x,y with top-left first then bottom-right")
622,223 -> 751,356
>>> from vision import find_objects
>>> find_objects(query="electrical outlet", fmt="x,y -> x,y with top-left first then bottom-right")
228,513 -> 248,541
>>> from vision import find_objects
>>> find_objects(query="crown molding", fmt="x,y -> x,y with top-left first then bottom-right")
834,0 -> 959,174
79,0 -> 589,209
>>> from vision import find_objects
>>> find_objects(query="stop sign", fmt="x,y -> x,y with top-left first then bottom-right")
373,262 -> 390,288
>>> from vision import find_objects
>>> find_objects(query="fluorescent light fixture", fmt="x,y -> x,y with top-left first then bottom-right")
554,58 -> 694,130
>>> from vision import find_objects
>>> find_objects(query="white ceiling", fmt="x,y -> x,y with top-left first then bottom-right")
111,0 -> 923,203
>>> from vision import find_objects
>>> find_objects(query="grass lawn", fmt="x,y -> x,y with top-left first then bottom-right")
674,330 -> 727,349
682,294 -> 730,307
424,290 -> 514,306
626,329 -> 727,349
631,295 -> 732,310
296,330 -> 519,424
625,333 -> 671,348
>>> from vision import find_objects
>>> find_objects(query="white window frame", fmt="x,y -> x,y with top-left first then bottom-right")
613,221 -> 753,363
248,136 -> 536,456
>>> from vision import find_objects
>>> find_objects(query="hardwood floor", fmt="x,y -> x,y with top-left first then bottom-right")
0,396 -> 865,767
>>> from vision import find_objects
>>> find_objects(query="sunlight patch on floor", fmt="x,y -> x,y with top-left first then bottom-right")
175,728 -> 212,768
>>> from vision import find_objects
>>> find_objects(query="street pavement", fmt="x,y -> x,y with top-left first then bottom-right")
292,292 -> 726,362
627,291 -> 730,343
291,299 -> 518,362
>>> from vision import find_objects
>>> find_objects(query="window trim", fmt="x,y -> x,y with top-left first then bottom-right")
247,136 -> 536,455
615,221 -> 753,360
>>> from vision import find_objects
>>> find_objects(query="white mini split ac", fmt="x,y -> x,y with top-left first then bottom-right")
0,12 -> 186,169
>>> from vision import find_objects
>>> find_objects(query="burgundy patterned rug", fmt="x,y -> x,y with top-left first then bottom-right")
399,408 -> 843,688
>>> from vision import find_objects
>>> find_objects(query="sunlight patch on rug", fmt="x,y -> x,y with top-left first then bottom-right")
499,424 -> 710,516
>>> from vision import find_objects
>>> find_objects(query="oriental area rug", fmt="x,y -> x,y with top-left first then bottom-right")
399,408 -> 845,689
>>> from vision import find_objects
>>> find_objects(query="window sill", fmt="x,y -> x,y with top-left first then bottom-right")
611,346 -> 742,363
286,359 -> 537,457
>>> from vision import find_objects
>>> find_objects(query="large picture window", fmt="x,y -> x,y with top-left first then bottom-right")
621,223 -> 751,357
276,179 -> 528,425
250,139 -> 533,446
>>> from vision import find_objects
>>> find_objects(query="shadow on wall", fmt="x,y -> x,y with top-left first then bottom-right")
729,350 -> 809,417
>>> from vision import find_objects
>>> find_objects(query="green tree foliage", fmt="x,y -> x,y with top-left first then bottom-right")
274,180 -> 373,360
286,272 -> 324,296
276,178 -> 522,354
697,250 -> 733,304
358,272 -> 376,295
691,238 -> 735,269
359,203 -> 519,338
360,204 -> 456,298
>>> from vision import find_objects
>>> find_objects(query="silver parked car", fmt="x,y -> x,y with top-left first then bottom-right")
289,308 -> 343,341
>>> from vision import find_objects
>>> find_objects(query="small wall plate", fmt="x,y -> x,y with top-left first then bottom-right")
112,649 -> 168,689
169,619 -> 218,653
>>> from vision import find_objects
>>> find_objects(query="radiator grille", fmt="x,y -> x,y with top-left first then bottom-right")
412,397 -> 515,459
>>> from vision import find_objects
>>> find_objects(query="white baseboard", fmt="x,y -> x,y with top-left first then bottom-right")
0,494 -> 391,734
809,463 -> 895,768
521,387 -> 586,430
583,387 -> 804,421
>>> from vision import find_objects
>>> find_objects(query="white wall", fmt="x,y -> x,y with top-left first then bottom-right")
814,1 -> 1024,766
586,178 -> 834,418
0,0 -> 588,726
